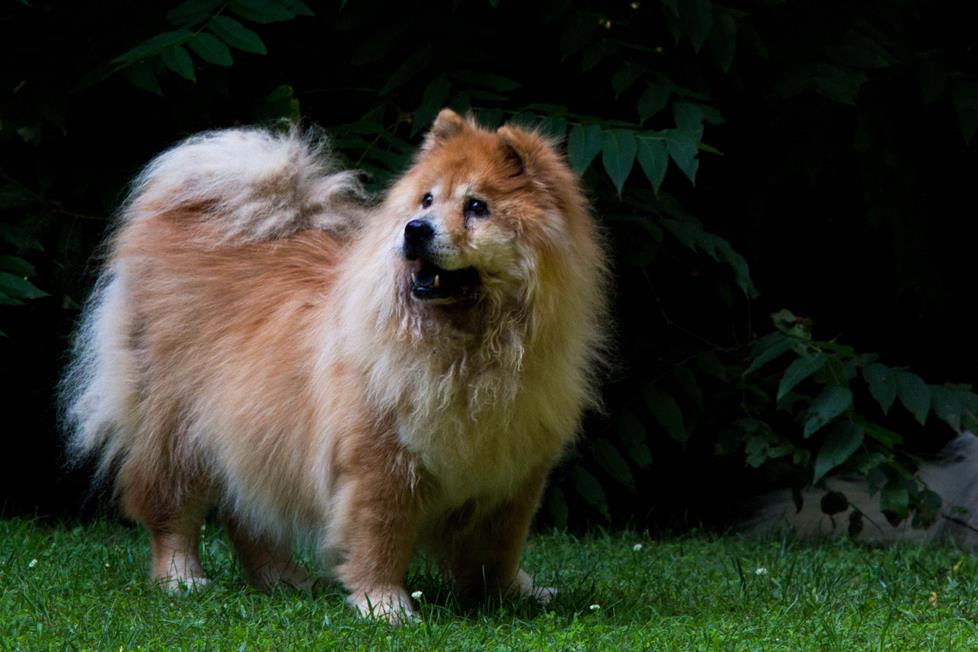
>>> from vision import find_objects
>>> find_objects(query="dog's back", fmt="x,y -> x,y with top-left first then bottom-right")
59,128 -> 362,481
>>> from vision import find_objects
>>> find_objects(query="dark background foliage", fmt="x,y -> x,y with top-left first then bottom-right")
2,0 -> 976,532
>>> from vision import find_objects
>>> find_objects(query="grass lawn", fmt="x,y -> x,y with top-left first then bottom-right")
2,518 -> 978,650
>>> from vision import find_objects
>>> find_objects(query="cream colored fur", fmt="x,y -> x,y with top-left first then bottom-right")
60,114 -> 608,620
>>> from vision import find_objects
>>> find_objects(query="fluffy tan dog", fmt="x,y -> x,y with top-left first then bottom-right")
61,109 -> 608,620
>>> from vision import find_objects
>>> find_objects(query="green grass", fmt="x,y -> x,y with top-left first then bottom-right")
3,519 -> 978,650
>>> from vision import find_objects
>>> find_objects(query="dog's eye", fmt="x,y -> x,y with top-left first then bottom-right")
421,193 -> 433,209
464,198 -> 489,218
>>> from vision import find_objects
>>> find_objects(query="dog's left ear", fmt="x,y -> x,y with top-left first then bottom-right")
496,125 -> 555,178
422,109 -> 469,152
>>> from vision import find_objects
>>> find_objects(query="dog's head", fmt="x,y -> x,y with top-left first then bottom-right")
387,109 -> 594,318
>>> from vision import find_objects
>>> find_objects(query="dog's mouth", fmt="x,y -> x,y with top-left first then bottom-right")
410,260 -> 481,304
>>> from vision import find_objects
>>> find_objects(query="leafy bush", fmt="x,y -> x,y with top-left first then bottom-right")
2,0 -> 976,527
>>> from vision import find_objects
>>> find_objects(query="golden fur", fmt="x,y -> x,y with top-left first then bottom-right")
61,110 -> 608,620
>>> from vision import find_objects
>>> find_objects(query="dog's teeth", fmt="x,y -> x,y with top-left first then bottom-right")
410,272 -> 417,284
434,274 -> 440,288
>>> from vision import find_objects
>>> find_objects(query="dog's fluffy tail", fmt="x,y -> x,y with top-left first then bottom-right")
123,126 -> 363,241
60,126 -> 361,472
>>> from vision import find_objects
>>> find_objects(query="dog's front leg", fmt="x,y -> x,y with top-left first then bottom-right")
447,467 -> 555,604
334,455 -> 421,623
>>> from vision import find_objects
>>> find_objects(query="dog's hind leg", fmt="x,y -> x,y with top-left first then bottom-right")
225,517 -> 312,591
117,445 -> 212,593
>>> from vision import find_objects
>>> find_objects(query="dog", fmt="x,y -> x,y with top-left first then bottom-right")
60,109 -> 608,620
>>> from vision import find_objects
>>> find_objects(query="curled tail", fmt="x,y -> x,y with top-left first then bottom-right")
124,125 -> 364,241
60,125 -> 360,471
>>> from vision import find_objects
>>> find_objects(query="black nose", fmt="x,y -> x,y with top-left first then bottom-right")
403,219 -> 434,259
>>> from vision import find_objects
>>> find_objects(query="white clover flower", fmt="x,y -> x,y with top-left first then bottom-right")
589,604 -> 601,611
28,559 -> 37,568
632,543 -> 643,551
755,567 -> 768,576
411,590 -> 423,600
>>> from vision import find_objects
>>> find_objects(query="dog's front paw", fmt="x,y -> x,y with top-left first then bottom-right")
513,568 -> 557,605
348,587 -> 418,624
157,575 -> 211,596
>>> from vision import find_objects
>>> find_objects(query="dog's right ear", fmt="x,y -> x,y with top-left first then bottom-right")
421,109 -> 468,152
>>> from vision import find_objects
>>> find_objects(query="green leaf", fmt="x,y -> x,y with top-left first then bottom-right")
567,124 -> 603,175
778,353 -> 827,401
775,64 -> 867,105
601,129 -> 638,197
660,218 -> 700,251
859,420 -> 903,448
0,272 -> 48,300
582,39 -> 614,72
602,130 -> 637,197
744,432 -> 770,468
112,30 -> 193,64
122,62 -> 163,95
593,439 -> 635,489
379,47 -> 431,95
673,101 -> 704,137
275,0 -> 314,16
815,65 -> 867,105
411,76 -> 452,137
813,422 -> 864,482
688,0 -> 714,52
637,137 -> 668,194
913,489 -> 942,529
229,0 -> 295,23
188,33 -> 233,66
208,16 -> 267,54
862,363 -> 897,414
540,116 -> 566,139
896,371 -> 930,425
560,11 -> 597,60
803,386 -> 852,438
744,335 -> 793,375
881,482 -> 909,522
160,45 -> 196,81
572,465 -> 609,518
714,238 -> 758,298
256,84 -> 300,121
612,63 -> 643,98
0,224 -> 43,251
644,387 -> 687,443
616,411 -> 652,467
167,0 -> 224,26
709,8 -> 736,72
637,84 -> 670,123
665,130 -> 699,184
0,255 -> 35,277
930,385 -> 963,432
